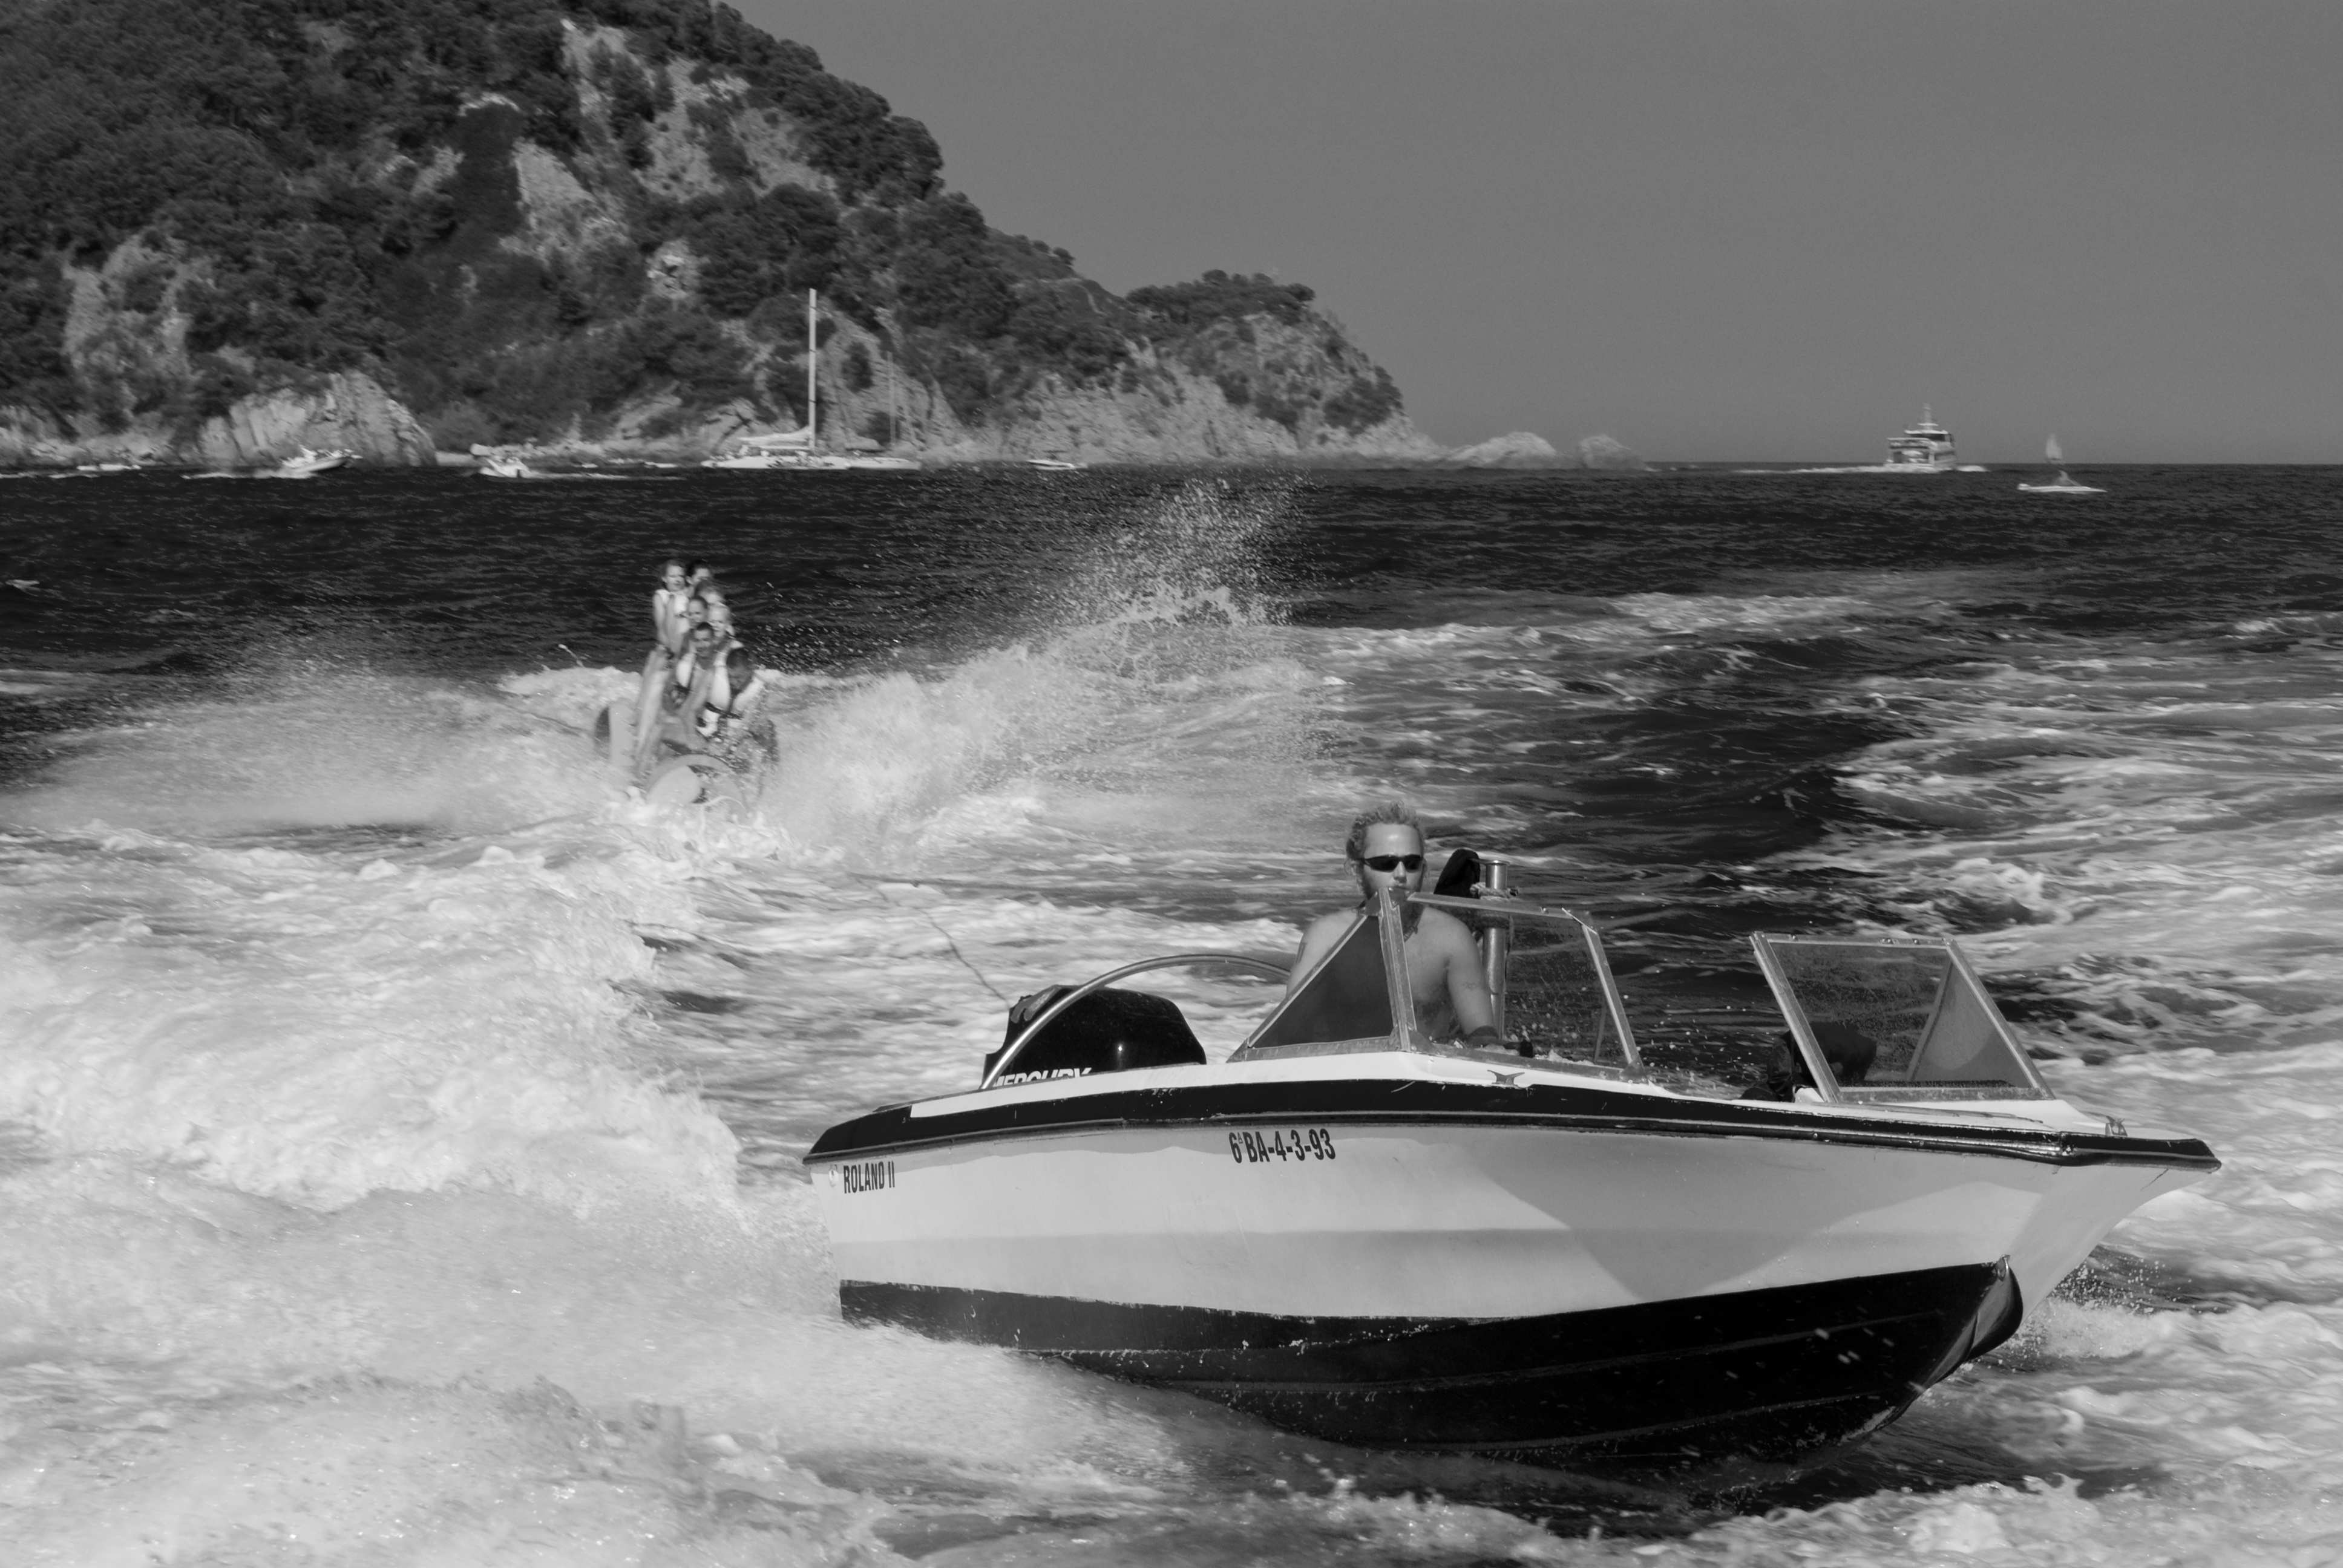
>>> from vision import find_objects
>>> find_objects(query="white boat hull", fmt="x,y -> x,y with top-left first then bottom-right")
824,1106 -> 2183,1322
809,1055 -> 2214,1462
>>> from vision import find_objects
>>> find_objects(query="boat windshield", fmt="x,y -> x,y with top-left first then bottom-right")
1224,897 -> 2037,1103
1439,896 -> 1640,1071
1751,936 -> 2049,1102
1233,893 -> 1640,1073
1238,907 -> 1395,1056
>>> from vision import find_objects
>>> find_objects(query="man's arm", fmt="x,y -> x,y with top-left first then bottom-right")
675,661 -> 724,746
1438,919 -> 1499,1041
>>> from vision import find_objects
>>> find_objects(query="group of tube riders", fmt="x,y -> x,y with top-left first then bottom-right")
598,558 -> 778,806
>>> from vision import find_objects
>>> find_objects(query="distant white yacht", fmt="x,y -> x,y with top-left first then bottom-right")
1884,407 -> 1956,470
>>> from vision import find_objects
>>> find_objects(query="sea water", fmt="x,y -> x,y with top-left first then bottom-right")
1,465 -> 2338,1564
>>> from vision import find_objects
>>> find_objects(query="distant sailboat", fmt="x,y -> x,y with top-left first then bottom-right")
703,290 -> 916,470
2017,433 -> 2102,494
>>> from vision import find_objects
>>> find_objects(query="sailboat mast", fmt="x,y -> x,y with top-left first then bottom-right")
805,288 -> 818,451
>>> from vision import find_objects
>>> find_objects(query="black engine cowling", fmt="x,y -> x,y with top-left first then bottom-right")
983,987 -> 1207,1083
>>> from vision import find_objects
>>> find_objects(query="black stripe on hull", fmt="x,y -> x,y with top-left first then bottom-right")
807,1077 -> 2218,1175
841,1261 -> 2023,1465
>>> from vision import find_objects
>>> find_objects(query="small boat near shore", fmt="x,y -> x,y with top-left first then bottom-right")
807,866 -> 2215,1466
703,290 -> 920,472
184,448 -> 353,480
262,446 -> 350,479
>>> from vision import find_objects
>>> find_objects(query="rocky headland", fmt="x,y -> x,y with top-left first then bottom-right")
0,0 -> 1627,471
1443,431 -> 1643,471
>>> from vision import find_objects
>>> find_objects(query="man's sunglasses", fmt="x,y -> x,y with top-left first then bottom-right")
1361,853 -> 1424,872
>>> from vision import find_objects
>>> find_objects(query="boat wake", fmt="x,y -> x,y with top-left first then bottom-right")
4,473 -> 2339,1562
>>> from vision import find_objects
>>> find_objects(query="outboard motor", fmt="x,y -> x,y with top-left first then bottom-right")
981,988 -> 1207,1084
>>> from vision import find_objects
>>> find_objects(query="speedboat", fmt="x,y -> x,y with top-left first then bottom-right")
807,864 -> 2217,1465
262,446 -> 350,479
476,456 -> 539,480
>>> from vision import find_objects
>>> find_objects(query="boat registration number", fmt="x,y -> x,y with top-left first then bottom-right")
1228,1126 -> 1337,1165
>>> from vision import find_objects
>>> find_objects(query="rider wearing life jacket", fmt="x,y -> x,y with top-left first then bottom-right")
695,645 -> 772,751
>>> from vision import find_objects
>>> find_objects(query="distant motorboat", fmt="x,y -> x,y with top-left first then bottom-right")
1884,407 -> 1956,471
261,446 -> 350,479
2017,434 -> 2103,494
476,456 -> 539,480
1027,457 -> 1086,472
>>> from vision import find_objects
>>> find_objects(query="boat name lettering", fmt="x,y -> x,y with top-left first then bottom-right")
995,1067 -> 1092,1086
841,1159 -> 896,1194
1228,1127 -> 1337,1165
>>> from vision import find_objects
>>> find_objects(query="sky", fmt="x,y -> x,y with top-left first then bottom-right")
737,1 -> 2342,463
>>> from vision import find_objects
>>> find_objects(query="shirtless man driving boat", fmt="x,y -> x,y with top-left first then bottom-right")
1288,803 -> 1500,1046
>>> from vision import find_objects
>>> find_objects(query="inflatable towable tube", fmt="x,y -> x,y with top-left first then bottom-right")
594,697 -> 754,808
640,753 -> 749,808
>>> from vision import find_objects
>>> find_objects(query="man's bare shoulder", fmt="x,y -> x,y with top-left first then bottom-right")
1300,909 -> 1357,945
1414,904 -> 1479,950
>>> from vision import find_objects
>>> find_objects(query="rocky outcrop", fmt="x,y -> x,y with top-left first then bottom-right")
193,373 -> 436,468
1575,434 -> 1645,471
0,371 -> 433,469
824,314 -> 1442,466
0,408 -> 69,468
1448,431 -> 1564,468
1440,430 -> 1646,471
0,0 -> 1451,468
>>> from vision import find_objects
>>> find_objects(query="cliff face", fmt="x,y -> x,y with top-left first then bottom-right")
0,0 -> 1436,466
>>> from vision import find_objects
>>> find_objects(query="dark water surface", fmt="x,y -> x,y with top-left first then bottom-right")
2,465 -> 2339,1564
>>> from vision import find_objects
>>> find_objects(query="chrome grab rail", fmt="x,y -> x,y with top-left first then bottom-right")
979,952 -> 1292,1089
1478,854 -> 1512,1036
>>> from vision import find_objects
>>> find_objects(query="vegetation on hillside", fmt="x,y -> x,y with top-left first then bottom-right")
0,0 -> 1406,446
